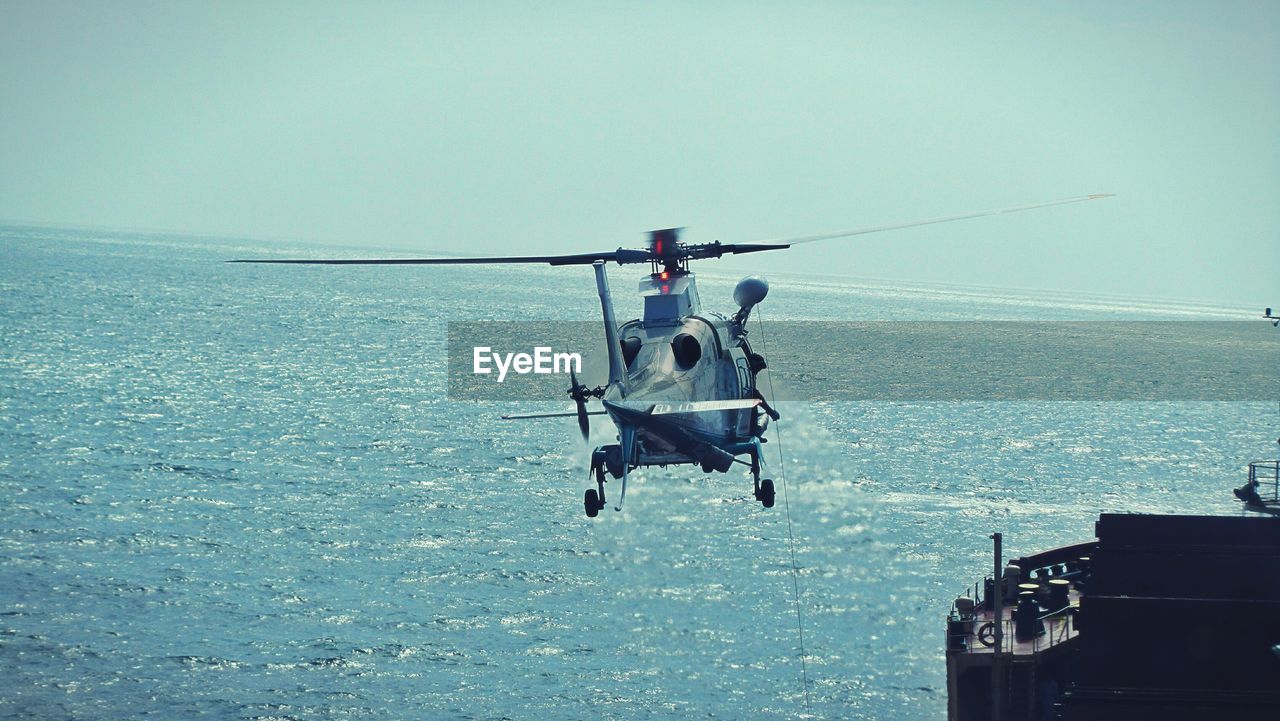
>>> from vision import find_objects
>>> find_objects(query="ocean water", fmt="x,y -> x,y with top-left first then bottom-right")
1,226 -> 1274,720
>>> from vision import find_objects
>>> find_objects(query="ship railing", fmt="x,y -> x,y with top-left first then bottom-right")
953,541 -> 1095,615
948,541 -> 1094,654
1248,460 -> 1280,503
948,576 -> 1081,655
1036,605 -> 1077,651
946,608 -> 1077,655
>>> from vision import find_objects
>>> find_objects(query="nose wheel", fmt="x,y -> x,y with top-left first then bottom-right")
583,447 -> 609,518
755,478 -> 776,508
748,439 -> 775,508
584,489 -> 603,517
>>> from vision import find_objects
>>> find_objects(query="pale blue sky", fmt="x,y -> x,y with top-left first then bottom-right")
2,1 -> 1276,305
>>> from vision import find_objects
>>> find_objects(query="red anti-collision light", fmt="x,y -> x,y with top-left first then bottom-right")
661,284 -> 669,294
660,271 -> 669,280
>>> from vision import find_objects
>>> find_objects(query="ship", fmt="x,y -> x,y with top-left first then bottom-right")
944,471 -> 1280,720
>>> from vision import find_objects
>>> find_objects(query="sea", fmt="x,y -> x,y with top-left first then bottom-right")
1,225 -> 1274,720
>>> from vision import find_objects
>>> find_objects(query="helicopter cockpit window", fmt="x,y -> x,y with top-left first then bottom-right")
671,333 -> 702,369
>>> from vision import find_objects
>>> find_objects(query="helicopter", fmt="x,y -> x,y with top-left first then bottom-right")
232,193 -> 1112,517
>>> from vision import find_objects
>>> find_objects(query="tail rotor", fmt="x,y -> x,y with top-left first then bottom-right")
567,368 -> 593,441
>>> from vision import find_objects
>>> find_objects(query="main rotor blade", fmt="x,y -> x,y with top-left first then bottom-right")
719,243 -> 792,255
501,410 -> 606,420
742,193 -> 1114,247
228,248 -> 652,266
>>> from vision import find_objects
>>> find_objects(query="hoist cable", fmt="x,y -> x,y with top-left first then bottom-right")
756,308 -> 813,715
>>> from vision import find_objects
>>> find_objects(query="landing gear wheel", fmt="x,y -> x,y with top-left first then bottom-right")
584,489 -> 600,518
756,478 -> 776,508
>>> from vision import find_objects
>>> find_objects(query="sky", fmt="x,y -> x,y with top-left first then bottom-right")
2,1 -> 1277,305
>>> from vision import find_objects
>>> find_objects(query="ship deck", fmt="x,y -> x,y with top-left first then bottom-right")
955,587 -> 1080,657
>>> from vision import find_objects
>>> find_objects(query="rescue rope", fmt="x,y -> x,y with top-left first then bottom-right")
756,308 -> 813,715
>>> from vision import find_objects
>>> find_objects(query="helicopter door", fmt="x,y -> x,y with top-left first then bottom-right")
718,348 -> 754,438
724,348 -> 753,399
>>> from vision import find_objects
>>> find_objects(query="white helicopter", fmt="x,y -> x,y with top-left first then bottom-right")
233,194 -> 1111,516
